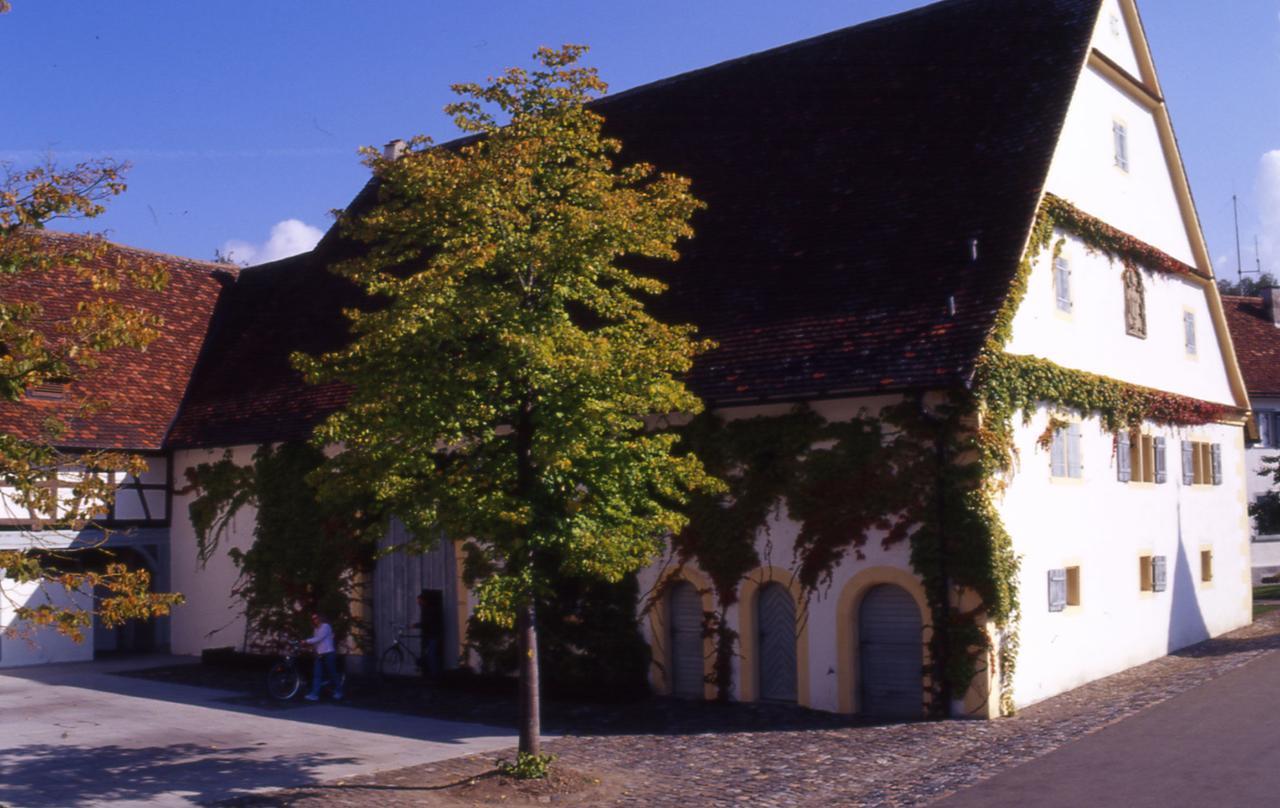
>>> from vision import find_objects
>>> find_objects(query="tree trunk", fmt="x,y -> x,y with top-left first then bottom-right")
517,598 -> 541,756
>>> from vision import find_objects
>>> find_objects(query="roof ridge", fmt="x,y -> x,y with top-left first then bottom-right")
36,228 -> 239,276
596,0 -> 982,108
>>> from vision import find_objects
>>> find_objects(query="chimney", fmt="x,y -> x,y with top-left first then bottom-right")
1264,286 -> 1280,327
382,139 -> 406,161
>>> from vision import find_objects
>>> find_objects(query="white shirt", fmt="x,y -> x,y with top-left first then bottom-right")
305,622 -> 335,655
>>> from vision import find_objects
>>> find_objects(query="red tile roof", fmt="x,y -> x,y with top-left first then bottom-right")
0,232 -> 234,450
1222,295 -> 1280,397
168,0 -> 1104,447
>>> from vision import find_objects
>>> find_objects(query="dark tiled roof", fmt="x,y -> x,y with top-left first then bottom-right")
170,0 -> 1103,447
0,233 -> 234,450
1222,295 -> 1280,397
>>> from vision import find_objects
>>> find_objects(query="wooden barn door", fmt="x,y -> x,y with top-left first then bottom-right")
667,581 -> 704,698
858,584 -> 922,718
756,583 -> 797,702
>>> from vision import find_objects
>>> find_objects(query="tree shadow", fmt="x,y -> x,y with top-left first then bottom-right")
0,742 -> 360,807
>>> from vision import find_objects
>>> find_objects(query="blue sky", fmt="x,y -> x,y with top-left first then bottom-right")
5,1 -> 1278,277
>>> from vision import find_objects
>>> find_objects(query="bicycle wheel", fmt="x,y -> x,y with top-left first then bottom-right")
379,645 -> 406,679
267,661 -> 302,700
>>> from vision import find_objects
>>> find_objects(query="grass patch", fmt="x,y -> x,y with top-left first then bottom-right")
1254,603 -> 1279,618
1254,584 -> 1280,600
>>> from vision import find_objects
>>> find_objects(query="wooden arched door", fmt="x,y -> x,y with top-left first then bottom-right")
756,583 -> 797,702
667,581 -> 704,698
858,584 -> 922,717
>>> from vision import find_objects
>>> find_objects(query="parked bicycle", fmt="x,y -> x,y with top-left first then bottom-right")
378,623 -> 431,678
267,641 -> 345,701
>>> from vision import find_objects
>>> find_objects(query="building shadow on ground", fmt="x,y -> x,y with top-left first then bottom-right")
0,742 -> 359,807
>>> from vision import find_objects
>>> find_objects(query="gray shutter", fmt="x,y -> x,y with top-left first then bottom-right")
1048,569 -> 1067,612
1211,444 -> 1223,485
1055,258 -> 1072,311
1184,312 -> 1197,354
1154,437 -> 1167,484
1050,428 -> 1067,477
1182,441 -> 1195,485
1152,556 -> 1168,592
1067,424 -> 1082,478
1117,431 -> 1131,482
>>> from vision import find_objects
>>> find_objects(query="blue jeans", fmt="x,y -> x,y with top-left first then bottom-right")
308,652 -> 342,698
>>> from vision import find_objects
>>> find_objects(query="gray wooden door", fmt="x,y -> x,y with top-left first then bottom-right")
668,581 -> 704,698
858,584 -> 922,718
757,583 -> 797,702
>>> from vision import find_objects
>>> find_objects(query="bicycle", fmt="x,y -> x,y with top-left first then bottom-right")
378,623 -> 431,678
267,641 -> 345,701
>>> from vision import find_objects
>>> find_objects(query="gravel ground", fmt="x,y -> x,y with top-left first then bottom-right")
214,610 -> 1280,807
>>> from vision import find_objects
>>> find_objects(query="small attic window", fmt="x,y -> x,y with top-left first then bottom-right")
27,381 -> 69,401
1113,121 -> 1130,172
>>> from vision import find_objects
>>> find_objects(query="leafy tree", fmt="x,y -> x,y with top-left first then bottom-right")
300,45 -> 719,759
1250,455 -> 1280,535
1217,272 -> 1278,296
0,157 -> 182,638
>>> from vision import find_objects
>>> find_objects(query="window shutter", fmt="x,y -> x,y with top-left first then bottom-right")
1211,444 -> 1223,485
1048,569 -> 1067,612
1117,431 -> 1131,482
1154,437 -> 1167,484
1152,556 -> 1168,592
1260,412 -> 1273,449
1182,441 -> 1195,485
1068,424 -> 1082,478
1051,428 -> 1067,477
1184,312 -> 1196,355
1114,122 -> 1129,171
1055,258 -> 1072,311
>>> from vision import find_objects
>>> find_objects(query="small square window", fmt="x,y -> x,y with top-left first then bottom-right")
1139,555 -> 1153,592
1065,566 -> 1082,606
1113,122 -> 1130,172
1200,550 -> 1214,583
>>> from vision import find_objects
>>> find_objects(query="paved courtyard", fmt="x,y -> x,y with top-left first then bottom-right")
229,609 -> 1280,806
0,655 -> 513,807
3,611 -> 1279,807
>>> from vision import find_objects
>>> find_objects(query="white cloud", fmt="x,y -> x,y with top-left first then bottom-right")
1258,150 -> 1280,275
221,219 -> 324,266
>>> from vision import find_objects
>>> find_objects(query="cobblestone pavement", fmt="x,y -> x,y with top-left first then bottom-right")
223,611 -> 1280,807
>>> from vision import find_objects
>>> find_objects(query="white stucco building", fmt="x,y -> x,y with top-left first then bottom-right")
3,0 -> 1255,721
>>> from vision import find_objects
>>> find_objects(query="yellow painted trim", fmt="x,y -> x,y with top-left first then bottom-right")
834,566 -> 931,716
647,564 -> 717,700
737,566 -> 811,708
1088,0 -> 1254,415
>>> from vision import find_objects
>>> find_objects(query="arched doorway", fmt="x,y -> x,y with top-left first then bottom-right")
90,546 -> 159,656
858,583 -> 922,717
667,581 -> 704,698
756,583 -> 797,702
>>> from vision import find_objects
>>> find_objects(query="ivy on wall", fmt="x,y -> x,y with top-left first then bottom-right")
183,443 -> 385,649
664,192 -> 1237,717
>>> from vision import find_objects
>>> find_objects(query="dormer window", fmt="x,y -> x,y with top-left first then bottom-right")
1113,121 -> 1130,172
27,381 -> 69,401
